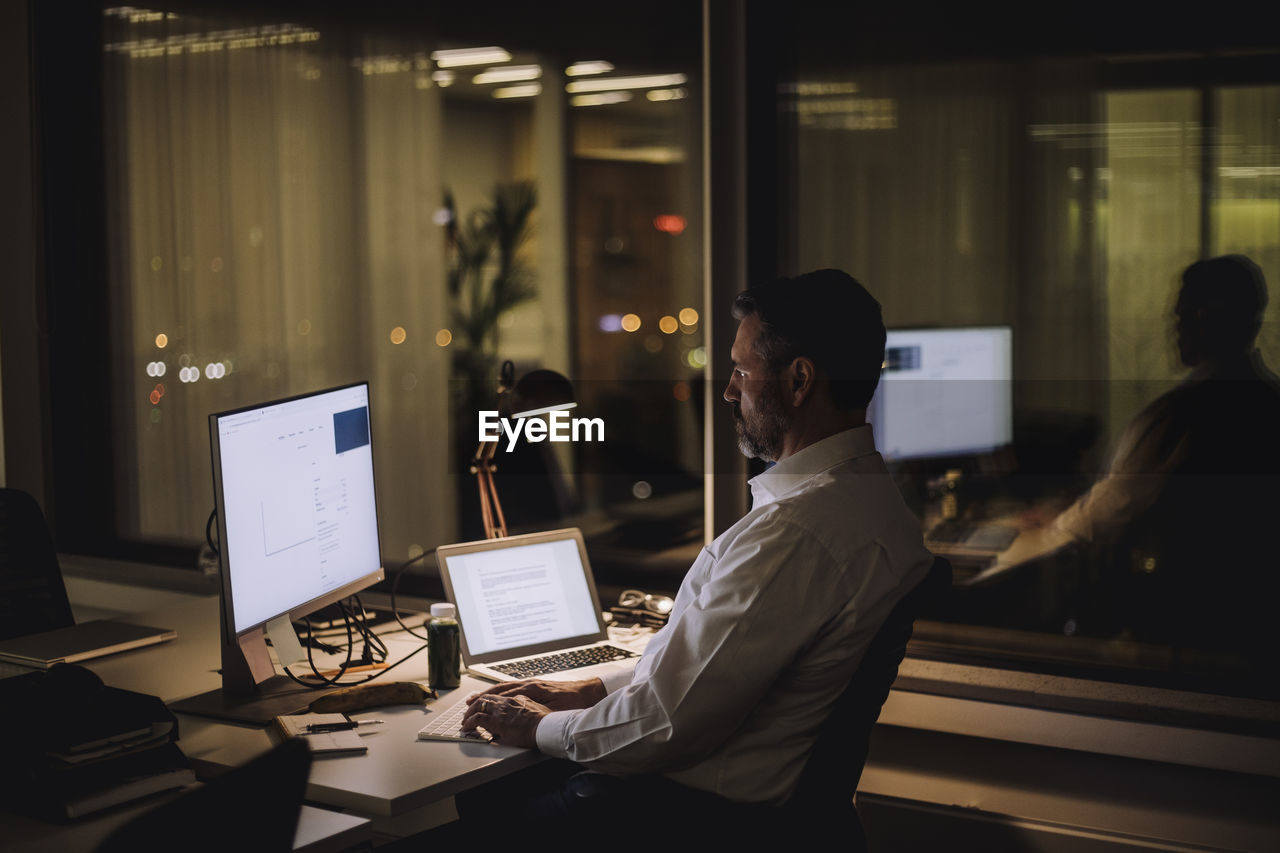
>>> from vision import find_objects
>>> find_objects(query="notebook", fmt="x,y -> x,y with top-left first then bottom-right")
435,528 -> 640,684
0,620 -> 176,669
273,713 -> 369,756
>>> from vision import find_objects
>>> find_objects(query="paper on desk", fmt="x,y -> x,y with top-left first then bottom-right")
266,614 -> 306,668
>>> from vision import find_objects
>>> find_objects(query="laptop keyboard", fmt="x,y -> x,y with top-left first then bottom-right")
490,644 -> 638,679
926,520 -> 978,543
417,698 -> 493,743
927,520 -> 1019,550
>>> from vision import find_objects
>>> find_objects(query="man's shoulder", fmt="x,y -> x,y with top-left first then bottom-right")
730,472 -> 918,557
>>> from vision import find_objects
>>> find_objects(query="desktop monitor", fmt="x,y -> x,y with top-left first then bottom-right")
869,326 -> 1013,461
172,382 -> 385,723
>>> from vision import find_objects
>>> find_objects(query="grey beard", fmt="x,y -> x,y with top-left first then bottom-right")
734,406 -> 787,462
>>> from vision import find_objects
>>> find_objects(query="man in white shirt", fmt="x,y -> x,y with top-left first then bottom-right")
457,269 -> 934,824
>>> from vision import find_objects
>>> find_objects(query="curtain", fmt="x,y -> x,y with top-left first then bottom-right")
103,12 -> 453,561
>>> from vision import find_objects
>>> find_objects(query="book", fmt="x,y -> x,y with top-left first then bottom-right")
12,740 -> 196,821
272,713 -> 368,756
0,667 -> 195,821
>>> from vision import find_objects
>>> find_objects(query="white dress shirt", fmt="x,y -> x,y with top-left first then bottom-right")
535,425 -> 934,804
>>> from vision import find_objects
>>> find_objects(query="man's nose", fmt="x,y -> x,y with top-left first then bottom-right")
723,377 -> 738,404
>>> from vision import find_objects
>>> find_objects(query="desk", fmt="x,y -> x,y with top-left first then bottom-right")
0,584 -> 553,843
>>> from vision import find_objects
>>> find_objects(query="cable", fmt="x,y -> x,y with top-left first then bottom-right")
389,549 -> 435,642
205,508 -> 218,555
284,570 -> 437,688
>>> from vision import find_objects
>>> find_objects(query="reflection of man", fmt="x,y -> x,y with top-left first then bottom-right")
456,269 -> 933,825
1028,255 -> 1280,671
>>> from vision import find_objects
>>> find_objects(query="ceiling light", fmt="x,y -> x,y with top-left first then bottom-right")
473,64 -> 542,85
571,92 -> 633,107
430,47 -> 511,68
493,83 -> 542,99
566,60 -> 614,77
431,70 -> 455,87
566,73 -> 687,94
647,88 -> 687,102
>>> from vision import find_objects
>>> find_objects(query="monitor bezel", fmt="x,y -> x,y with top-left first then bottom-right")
873,324 -> 1014,462
208,381 -> 386,645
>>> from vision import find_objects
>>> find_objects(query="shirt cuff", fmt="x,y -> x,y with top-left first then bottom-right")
534,709 -> 582,757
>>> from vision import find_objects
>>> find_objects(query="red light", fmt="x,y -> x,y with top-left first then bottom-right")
149,390 -> 161,405
653,215 -> 686,235
154,383 -> 165,397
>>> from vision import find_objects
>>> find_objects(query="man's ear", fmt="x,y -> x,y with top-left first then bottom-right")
788,357 -> 817,407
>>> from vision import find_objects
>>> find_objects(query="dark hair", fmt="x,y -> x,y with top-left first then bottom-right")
1178,254 -> 1268,355
732,269 -> 886,410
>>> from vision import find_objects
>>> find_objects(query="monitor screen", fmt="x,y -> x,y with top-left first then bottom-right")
210,383 -> 384,636
869,326 -> 1013,460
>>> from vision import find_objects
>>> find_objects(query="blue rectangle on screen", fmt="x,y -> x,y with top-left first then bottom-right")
333,407 -> 370,454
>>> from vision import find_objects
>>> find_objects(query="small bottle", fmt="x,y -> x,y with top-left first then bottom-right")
941,468 -> 962,520
428,603 -> 461,690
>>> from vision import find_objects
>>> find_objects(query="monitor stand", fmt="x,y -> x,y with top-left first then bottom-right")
169,603 -> 332,725
169,675 -> 321,726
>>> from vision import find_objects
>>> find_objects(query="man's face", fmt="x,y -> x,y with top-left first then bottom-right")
723,314 -> 791,462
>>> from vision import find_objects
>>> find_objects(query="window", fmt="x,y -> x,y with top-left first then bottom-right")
779,10 -> 1280,699
46,3 -> 704,592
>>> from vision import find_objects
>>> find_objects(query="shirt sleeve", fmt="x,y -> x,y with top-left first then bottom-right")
533,508 -> 848,775
1053,393 -> 1191,543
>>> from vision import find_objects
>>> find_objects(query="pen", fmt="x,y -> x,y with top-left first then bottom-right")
305,719 -> 384,733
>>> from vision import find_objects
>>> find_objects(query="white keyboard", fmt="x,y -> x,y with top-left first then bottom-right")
416,698 -> 494,743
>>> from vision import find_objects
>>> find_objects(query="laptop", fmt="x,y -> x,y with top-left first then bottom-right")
925,519 -> 1020,552
435,528 -> 640,684
0,620 -> 176,669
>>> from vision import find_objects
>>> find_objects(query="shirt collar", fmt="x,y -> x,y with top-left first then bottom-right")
749,425 -> 878,506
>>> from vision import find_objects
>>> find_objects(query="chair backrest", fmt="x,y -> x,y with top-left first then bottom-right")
96,738 -> 313,853
0,488 -> 74,640
788,555 -> 952,811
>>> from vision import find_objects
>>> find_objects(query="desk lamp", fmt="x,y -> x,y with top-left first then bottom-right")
471,360 -> 576,539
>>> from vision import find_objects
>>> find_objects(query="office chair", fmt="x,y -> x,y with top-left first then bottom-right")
0,488 -> 75,641
95,738 -> 312,853
776,555 -> 952,847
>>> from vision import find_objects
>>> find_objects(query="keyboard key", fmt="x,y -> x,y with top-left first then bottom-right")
417,699 -> 493,743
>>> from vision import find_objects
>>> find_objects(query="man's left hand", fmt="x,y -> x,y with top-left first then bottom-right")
459,692 -> 550,748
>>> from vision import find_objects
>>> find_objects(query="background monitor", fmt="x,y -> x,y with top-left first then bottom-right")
869,326 -> 1013,461
173,382 -> 385,723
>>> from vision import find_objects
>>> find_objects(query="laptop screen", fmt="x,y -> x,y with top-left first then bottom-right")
437,529 -> 607,661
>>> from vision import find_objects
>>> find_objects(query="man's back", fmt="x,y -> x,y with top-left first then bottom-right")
1116,351 -> 1280,664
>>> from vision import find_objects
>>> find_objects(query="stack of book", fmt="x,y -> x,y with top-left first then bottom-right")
0,666 -> 195,821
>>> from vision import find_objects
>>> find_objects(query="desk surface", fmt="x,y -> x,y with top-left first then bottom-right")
0,583 -> 552,838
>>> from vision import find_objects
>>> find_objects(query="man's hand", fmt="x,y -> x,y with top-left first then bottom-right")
459,693 -> 550,748
467,677 -> 607,712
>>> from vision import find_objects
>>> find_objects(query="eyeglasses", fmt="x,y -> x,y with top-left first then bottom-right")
618,589 -> 674,616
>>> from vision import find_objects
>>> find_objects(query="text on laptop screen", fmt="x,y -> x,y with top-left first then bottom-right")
444,538 -> 601,656
868,326 -> 1013,460
214,384 -> 382,633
